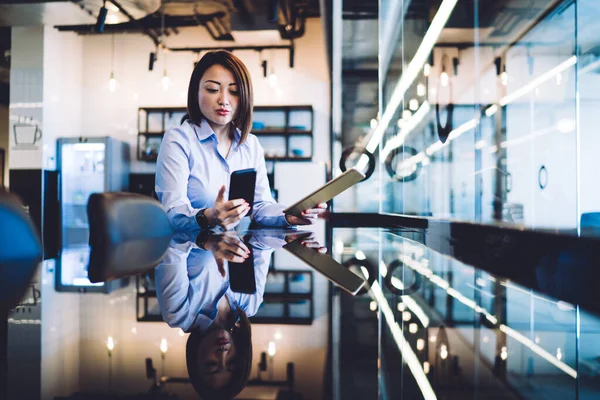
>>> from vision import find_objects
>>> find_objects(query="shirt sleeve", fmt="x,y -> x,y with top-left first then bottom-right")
154,243 -> 194,331
250,138 -> 293,227
155,128 -> 200,231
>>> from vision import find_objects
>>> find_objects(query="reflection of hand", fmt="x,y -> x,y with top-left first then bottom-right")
285,203 -> 328,226
203,232 -> 250,277
285,233 -> 327,254
205,185 -> 250,230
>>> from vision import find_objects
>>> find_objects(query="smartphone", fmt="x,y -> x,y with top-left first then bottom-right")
229,168 -> 257,214
229,245 -> 256,294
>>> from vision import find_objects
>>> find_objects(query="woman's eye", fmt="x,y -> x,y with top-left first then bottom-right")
230,90 -> 239,96
206,88 -> 218,93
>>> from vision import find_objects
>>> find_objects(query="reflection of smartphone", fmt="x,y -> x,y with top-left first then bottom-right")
284,238 -> 366,295
229,168 -> 257,214
229,245 -> 256,294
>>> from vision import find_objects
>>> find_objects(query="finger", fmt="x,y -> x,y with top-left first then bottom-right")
215,185 -> 226,202
318,203 -> 328,209
222,204 -> 250,221
223,242 -> 248,258
318,247 -> 327,254
224,252 -> 246,263
224,199 -> 247,210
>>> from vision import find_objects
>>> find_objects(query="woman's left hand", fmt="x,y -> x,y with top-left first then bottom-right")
285,203 -> 328,226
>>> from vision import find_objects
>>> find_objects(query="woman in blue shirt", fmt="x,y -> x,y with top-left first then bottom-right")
155,50 -> 326,231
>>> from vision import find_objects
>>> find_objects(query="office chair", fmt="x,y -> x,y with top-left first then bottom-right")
87,192 -> 174,283
0,191 -> 43,310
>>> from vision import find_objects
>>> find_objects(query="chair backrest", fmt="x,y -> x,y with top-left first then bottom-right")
87,192 -> 173,283
0,192 -> 42,311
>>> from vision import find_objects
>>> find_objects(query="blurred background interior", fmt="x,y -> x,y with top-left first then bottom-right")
2,0 -> 600,399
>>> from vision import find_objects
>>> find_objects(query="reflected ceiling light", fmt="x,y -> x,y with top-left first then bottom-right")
402,311 -> 412,321
381,102 -> 431,161
535,336 -> 540,344
500,56 -> 577,106
475,140 -> 486,150
482,336 -> 489,343
501,70 -> 508,87
423,361 -> 430,374
397,119 -> 406,129
355,250 -> 366,260
160,338 -> 168,354
398,302 -> 406,312
370,118 -> 378,129
499,324 -> 576,378
417,338 -> 425,351
274,331 -> 282,340
557,119 -> 576,134
409,323 -> 418,334
421,157 -> 430,166
107,13 -> 119,24
440,71 -> 449,87
424,63 -> 431,77
131,327 -> 137,334
402,109 -> 413,120
370,301 -> 378,311
430,336 -> 437,343
359,0 -> 458,158
370,281 -> 437,399
500,346 -> 508,361
556,348 -> 563,361
485,105 -> 498,117
409,98 -> 419,111
417,83 -> 427,97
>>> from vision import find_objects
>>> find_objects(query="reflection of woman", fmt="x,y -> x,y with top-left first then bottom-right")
155,50 -> 326,231
155,231 -> 271,398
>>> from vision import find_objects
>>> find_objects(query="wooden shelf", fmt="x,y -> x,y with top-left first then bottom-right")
253,130 -> 312,137
265,156 -> 312,162
139,131 -> 165,137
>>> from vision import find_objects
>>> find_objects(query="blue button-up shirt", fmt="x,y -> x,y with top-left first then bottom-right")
155,119 -> 289,230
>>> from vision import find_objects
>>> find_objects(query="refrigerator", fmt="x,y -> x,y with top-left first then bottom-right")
56,137 -> 130,293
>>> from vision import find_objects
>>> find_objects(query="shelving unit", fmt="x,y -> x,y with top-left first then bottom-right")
136,105 -> 314,163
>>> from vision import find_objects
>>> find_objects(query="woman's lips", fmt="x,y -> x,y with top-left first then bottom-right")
216,110 -> 229,116
216,339 -> 230,346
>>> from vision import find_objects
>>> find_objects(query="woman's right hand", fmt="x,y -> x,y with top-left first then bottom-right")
205,185 -> 250,230
203,232 -> 250,277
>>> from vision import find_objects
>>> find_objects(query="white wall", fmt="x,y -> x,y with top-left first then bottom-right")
75,18 -> 330,173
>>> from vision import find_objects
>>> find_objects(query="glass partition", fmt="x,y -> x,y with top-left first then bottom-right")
371,0 -> 590,232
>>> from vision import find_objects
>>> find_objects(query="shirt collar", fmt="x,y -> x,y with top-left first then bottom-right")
192,118 -> 244,145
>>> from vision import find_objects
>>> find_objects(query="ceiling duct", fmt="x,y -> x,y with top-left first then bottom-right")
0,0 -> 160,27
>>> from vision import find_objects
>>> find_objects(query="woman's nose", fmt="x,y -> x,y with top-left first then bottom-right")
218,92 -> 229,106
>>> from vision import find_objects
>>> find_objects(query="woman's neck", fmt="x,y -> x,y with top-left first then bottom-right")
206,120 -> 231,143
215,295 -> 235,327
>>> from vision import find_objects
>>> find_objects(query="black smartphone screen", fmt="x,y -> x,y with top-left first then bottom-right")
229,168 -> 257,214
229,246 -> 256,294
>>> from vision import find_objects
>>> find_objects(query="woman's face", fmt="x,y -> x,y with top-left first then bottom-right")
198,64 -> 239,130
197,328 -> 237,388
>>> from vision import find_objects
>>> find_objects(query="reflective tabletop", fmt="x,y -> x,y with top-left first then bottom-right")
4,225 -> 600,400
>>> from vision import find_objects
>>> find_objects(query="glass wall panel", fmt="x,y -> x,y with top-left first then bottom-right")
376,0 -> 583,231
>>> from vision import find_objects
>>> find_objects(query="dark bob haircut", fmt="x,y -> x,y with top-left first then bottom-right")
187,50 -> 254,145
186,310 -> 253,399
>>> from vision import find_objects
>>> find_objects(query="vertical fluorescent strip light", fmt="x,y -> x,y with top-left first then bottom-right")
356,0 -> 458,172
499,56 -> 577,106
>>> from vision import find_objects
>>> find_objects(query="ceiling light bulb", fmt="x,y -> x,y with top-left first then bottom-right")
267,341 -> 277,357
556,348 -> 562,361
424,63 -> 431,77
417,83 -> 426,97
274,331 -> 283,340
397,303 -> 406,312
397,119 -> 406,129
370,301 -> 377,311
160,338 -> 168,354
268,73 -> 278,88
500,346 -> 508,360
402,110 -> 412,120
107,336 -> 115,351
416,338 -> 425,351
535,336 -> 540,344
162,71 -> 170,91
107,14 -> 119,24
440,344 -> 448,360
501,71 -> 508,86
440,71 -> 449,87
409,99 -> 419,111
402,311 -> 412,321
370,118 -> 378,129
108,72 -> 116,93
